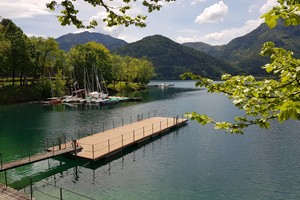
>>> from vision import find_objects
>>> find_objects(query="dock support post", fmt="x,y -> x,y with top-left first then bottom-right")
108,140 -> 110,152
60,188 -> 63,200
148,111 -> 150,118
92,145 -> 95,160
143,127 -> 145,137
154,110 -> 156,116
0,153 -> 2,170
91,126 -> 94,135
4,170 -> 7,189
103,123 -> 105,132
122,118 -> 124,126
30,177 -> 33,200
113,120 -> 115,129
130,116 -> 132,123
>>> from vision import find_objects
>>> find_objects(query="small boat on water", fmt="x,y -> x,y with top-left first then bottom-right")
41,97 -> 62,105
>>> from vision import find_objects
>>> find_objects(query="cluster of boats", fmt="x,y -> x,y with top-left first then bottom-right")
41,66 -> 141,106
41,90 -> 140,106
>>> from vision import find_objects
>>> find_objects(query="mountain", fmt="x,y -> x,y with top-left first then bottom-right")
56,31 -> 128,51
183,21 -> 300,76
115,35 -> 238,79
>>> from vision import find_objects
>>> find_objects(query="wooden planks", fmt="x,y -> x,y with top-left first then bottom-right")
76,117 -> 187,161
0,184 -> 31,200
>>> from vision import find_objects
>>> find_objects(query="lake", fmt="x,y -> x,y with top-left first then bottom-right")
0,80 -> 300,199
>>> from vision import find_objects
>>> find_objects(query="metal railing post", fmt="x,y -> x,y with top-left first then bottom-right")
46,137 -> 49,151
28,146 -> 31,162
133,130 -> 135,141
52,142 -> 55,156
30,177 -> 33,199
58,137 -> 61,150
92,145 -> 95,160
108,140 -> 110,152
5,170 -> 7,189
64,135 -> 67,149
152,124 -> 154,134
60,188 -> 63,200
0,153 -> 3,170
73,140 -> 77,157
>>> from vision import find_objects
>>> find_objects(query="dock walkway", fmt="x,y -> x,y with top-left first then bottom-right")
77,117 -> 187,161
0,145 -> 81,172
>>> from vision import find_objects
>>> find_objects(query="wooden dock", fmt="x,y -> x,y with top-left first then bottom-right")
76,117 -> 187,161
0,184 -> 30,200
0,144 -> 81,172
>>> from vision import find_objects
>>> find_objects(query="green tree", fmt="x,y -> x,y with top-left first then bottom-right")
52,69 -> 66,97
46,0 -> 175,29
30,36 -> 61,78
136,57 -> 155,86
181,0 -> 300,134
68,42 -> 112,89
0,18 -> 32,85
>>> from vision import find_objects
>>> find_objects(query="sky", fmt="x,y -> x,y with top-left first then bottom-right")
0,0 -> 278,45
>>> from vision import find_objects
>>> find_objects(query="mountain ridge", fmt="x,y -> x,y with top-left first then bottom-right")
56,31 -> 128,51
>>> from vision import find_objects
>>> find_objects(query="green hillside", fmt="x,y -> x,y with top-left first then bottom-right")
115,35 -> 238,79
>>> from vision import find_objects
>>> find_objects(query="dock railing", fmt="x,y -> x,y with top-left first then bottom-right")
78,116 -> 185,160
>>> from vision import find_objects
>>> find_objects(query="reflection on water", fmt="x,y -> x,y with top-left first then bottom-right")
1,81 -> 300,199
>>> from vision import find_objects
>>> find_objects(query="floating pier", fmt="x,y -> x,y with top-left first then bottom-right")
76,117 -> 188,161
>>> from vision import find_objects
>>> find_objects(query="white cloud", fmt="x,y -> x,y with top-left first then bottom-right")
177,19 -> 263,45
195,1 -> 228,24
0,0 -> 50,19
259,0 -> 278,14
191,0 -> 206,5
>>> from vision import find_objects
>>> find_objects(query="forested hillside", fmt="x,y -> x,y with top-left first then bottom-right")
115,35 -> 238,79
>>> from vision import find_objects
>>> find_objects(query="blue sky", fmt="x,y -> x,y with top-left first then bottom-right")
0,0 -> 278,45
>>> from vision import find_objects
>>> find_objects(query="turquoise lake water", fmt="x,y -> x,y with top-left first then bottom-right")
0,81 -> 300,199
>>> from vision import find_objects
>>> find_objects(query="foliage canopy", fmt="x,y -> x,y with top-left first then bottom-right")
182,0 -> 300,134
47,0 -> 176,29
